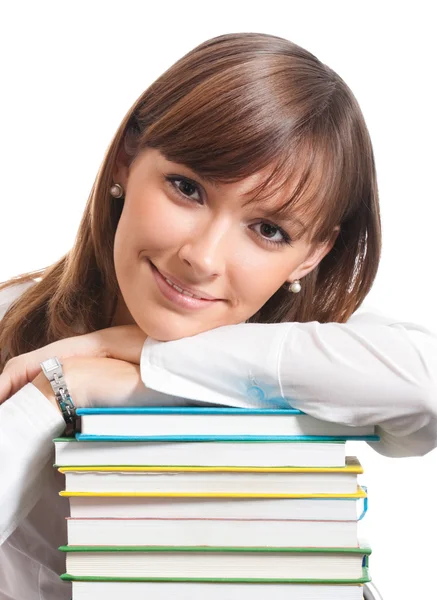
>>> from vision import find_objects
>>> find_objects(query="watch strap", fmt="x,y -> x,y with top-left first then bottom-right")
40,357 -> 77,434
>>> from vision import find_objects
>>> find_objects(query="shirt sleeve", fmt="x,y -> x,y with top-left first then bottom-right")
0,383 -> 65,545
140,308 -> 437,458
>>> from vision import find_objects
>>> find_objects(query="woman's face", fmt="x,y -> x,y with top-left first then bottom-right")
112,148 -> 334,340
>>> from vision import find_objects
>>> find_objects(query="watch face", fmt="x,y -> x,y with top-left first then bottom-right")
42,357 -> 61,371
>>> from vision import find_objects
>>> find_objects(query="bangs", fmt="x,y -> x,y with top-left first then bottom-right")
140,61 -> 346,243
238,134 -> 345,243
156,131 -> 343,244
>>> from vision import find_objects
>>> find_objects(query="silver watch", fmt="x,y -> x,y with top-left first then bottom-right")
40,357 -> 77,431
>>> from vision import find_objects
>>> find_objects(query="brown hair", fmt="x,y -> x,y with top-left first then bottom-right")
0,32 -> 381,370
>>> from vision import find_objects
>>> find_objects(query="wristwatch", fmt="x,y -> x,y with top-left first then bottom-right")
40,357 -> 77,434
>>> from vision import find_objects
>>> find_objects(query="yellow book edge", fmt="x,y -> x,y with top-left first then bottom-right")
58,456 -> 362,474
60,485 -> 367,499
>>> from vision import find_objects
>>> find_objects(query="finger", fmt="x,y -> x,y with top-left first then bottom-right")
102,325 -> 147,364
0,372 -> 13,404
2,358 -> 43,401
24,360 -> 44,386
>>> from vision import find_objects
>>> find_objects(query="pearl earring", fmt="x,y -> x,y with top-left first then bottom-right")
288,280 -> 301,293
110,183 -> 124,198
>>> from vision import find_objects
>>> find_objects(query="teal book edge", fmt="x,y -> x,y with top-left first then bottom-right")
76,407 -> 305,415
53,437 -> 346,444
60,566 -> 371,584
75,433 -> 380,442
59,545 -> 372,555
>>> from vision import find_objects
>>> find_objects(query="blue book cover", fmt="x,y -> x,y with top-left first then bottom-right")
75,407 -> 379,443
76,434 -> 380,441
76,408 -> 306,416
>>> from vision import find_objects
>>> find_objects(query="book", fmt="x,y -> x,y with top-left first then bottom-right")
61,486 -> 366,500
55,407 -> 374,592
59,543 -> 371,581
54,438 -> 348,468
75,407 -> 378,441
68,494 -> 364,521
66,517 -> 359,547
67,578 -> 368,599
59,457 -> 362,495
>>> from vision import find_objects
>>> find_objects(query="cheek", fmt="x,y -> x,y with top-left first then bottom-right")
230,254 -> 295,311
114,191 -> 191,259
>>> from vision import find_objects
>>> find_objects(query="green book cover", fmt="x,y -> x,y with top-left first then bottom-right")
60,567 -> 371,584
59,544 -> 371,555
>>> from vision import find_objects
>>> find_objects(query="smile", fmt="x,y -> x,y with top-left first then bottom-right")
162,277 -> 203,299
148,260 -> 222,311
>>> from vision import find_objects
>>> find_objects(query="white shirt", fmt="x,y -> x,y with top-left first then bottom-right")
1,280 -> 437,599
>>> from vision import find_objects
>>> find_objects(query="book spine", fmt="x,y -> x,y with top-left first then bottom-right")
75,434 -> 380,442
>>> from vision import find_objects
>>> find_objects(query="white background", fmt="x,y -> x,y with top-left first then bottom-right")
1,2 -> 436,599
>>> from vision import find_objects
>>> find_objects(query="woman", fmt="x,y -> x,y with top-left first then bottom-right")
0,32 -> 436,600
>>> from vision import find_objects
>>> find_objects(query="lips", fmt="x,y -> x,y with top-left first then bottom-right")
151,262 -> 221,301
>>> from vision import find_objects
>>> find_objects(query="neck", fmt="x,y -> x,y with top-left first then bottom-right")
111,296 -> 137,327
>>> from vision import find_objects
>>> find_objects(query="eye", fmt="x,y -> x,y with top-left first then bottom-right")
251,222 -> 292,247
165,175 -> 203,204
165,174 -> 292,247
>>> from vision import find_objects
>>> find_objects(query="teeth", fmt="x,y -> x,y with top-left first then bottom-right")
164,277 -> 202,299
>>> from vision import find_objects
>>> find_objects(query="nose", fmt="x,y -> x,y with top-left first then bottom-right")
177,217 -> 231,279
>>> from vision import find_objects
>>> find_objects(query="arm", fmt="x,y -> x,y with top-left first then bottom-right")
0,355 -> 150,545
0,383 -> 65,545
140,309 -> 437,458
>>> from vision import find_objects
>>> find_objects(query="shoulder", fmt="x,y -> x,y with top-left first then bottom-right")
347,302 -> 398,325
0,279 -> 38,321
348,302 -> 437,336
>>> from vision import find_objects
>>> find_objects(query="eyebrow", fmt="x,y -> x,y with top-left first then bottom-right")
262,208 -> 307,228
166,162 -> 221,188
260,208 -> 309,237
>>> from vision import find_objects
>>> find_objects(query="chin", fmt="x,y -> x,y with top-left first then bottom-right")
134,316 -> 200,342
135,312 -> 227,342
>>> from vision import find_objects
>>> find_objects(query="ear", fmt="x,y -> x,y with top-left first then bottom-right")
286,227 -> 340,284
112,146 -> 131,189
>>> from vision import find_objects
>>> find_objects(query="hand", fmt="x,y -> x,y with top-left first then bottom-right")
0,324 -> 147,404
32,355 -> 147,409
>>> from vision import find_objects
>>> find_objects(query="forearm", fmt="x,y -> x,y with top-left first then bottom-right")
140,315 -> 437,457
32,371 -> 61,412
0,383 -> 65,545
0,354 -> 150,545
277,320 -> 437,456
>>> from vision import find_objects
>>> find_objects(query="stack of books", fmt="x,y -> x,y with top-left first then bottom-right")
54,407 -> 377,599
